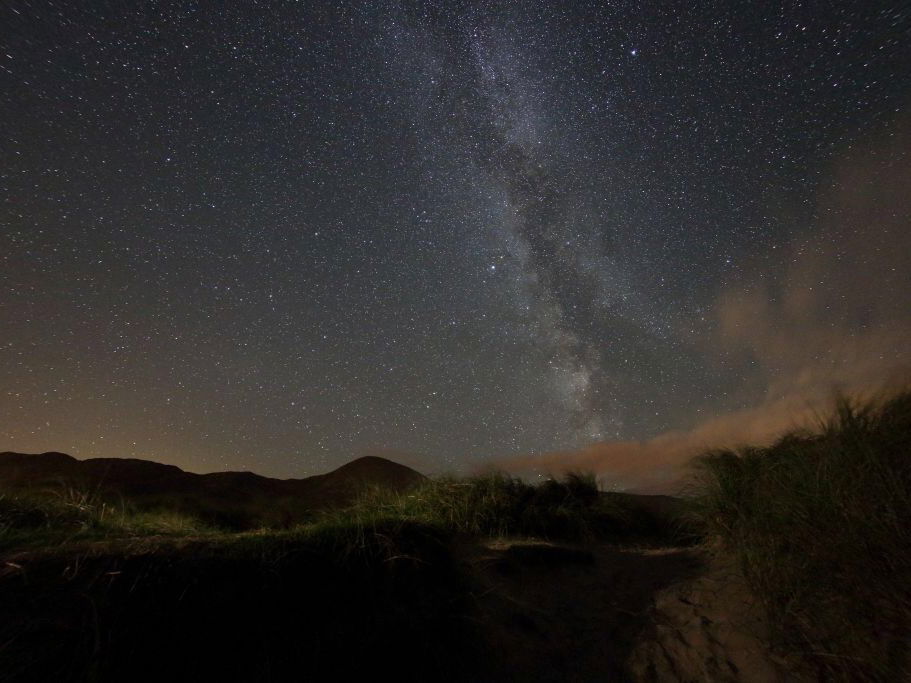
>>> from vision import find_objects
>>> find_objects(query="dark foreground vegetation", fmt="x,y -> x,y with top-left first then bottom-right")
0,390 -> 908,681
0,472 -> 684,682
691,390 -> 911,681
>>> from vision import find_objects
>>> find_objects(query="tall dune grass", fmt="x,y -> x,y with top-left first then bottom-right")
310,472 -> 612,546
690,391 -> 911,680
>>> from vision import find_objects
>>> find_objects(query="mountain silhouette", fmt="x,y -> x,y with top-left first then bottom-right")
0,451 -> 425,528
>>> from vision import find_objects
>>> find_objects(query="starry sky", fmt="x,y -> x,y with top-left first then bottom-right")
2,1 -> 910,481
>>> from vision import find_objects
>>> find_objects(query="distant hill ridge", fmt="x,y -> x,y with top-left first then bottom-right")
0,452 -> 425,528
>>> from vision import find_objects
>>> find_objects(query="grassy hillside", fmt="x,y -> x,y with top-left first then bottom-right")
0,470 -> 684,553
690,390 -> 911,681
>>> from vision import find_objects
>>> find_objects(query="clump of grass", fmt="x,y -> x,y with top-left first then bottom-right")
0,486 -> 215,549
690,390 -> 911,680
312,471 -> 635,545
0,490 -> 94,532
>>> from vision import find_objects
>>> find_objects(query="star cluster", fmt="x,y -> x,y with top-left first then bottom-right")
2,1 -> 909,477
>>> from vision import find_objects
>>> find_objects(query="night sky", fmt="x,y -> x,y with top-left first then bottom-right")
3,1 -> 910,483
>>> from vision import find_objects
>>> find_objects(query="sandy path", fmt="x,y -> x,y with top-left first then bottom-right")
464,540 -> 807,682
